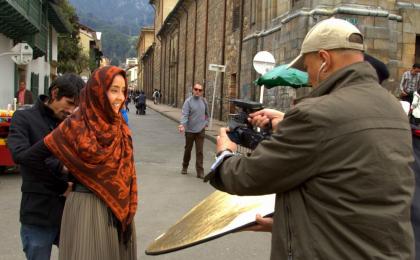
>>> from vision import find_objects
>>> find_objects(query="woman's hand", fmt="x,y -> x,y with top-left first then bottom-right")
63,182 -> 73,197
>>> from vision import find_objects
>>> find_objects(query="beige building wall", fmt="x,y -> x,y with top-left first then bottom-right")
137,27 -> 155,91
79,28 -> 95,79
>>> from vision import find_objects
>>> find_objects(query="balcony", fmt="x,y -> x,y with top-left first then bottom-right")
0,0 -> 42,39
24,24 -> 48,59
47,1 -> 71,34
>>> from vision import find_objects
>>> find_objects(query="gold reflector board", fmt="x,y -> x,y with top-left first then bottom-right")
146,190 -> 275,255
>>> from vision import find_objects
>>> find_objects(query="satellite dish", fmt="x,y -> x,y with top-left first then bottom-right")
253,51 -> 275,75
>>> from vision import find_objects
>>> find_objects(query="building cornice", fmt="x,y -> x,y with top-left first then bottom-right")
243,5 -> 403,42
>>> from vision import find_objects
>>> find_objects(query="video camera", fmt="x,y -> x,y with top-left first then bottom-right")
227,99 -> 271,150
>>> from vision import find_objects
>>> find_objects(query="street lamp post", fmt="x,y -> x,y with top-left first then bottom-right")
208,64 -> 226,129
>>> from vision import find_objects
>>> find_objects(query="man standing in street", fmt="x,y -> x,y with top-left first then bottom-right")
178,83 -> 209,179
207,18 -> 414,259
15,80 -> 34,106
8,74 -> 84,260
400,63 -> 420,104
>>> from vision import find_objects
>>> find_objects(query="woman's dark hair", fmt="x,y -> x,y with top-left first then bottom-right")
48,73 -> 85,102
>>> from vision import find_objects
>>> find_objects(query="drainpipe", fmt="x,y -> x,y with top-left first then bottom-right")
168,33 -> 172,106
219,0 -> 227,120
174,16 -> 181,107
237,0 -> 244,99
152,46 -> 154,93
203,0 -> 209,94
181,4 -> 188,100
192,0 -> 198,86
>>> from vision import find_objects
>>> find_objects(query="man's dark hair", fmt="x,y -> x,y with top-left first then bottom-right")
48,73 -> 85,103
364,53 -> 389,84
413,63 -> 420,69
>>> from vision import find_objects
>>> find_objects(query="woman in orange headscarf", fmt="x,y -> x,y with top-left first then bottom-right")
24,66 -> 137,259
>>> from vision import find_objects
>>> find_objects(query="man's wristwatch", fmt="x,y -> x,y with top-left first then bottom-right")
210,149 -> 235,172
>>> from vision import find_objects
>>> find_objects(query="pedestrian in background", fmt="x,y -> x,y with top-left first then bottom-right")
208,18 -> 414,259
152,89 -> 159,104
136,91 -> 146,115
18,66 -> 138,260
15,80 -> 34,106
400,63 -> 420,104
178,83 -> 209,179
8,73 -> 84,260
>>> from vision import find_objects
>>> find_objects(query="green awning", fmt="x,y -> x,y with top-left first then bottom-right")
254,65 -> 308,89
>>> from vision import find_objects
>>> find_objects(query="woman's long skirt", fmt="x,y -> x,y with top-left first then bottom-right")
59,192 -> 137,260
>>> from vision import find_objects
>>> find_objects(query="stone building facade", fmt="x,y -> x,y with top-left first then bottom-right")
137,27 -> 155,91
144,0 -> 420,120
148,0 -> 242,120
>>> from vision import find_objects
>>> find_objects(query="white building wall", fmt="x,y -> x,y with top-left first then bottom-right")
0,34 -> 16,109
52,29 -> 58,62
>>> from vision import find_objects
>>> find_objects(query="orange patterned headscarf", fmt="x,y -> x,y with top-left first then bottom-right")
44,66 -> 137,230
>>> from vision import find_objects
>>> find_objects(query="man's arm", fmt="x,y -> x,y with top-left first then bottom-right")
8,111 -> 33,165
178,99 -> 190,133
209,105 -> 323,196
204,98 -> 210,126
400,72 -> 407,93
8,112 -> 69,193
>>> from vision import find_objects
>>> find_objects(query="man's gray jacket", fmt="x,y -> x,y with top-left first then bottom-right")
210,62 -> 415,259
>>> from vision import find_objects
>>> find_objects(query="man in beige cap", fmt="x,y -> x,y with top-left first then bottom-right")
207,18 -> 414,259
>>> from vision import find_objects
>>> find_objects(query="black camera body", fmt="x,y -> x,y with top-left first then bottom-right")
227,99 -> 271,150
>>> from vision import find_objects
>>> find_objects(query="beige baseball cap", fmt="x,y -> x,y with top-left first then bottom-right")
288,18 -> 364,70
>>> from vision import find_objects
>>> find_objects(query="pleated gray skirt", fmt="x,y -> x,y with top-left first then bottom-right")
59,192 -> 137,260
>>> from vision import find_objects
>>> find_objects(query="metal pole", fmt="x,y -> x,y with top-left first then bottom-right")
209,71 -> 219,129
259,85 -> 264,103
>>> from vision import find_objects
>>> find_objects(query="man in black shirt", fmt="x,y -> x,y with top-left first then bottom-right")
8,74 -> 84,260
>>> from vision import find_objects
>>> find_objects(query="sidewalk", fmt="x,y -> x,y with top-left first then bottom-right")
146,99 -> 226,143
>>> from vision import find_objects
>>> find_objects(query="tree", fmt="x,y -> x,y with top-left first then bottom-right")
57,0 -> 87,74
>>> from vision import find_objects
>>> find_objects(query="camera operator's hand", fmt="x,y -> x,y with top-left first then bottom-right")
241,214 -> 273,232
249,109 -> 284,132
216,127 -> 237,154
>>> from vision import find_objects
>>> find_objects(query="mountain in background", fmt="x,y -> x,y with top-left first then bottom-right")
69,0 -> 154,65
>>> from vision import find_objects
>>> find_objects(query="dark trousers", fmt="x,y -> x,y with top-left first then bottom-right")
182,129 -> 205,175
136,103 -> 146,115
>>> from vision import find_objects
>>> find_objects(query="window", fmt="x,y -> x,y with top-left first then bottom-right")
291,0 -> 302,8
44,75 -> 49,95
232,1 -> 241,32
31,73 -> 39,97
416,35 -> 420,64
250,0 -> 256,25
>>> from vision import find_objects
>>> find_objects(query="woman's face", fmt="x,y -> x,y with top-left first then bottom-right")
107,74 -> 126,114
